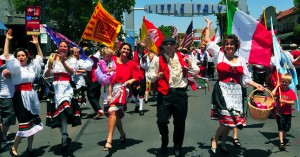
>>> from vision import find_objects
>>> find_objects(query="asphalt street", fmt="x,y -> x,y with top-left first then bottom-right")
1,80 -> 300,157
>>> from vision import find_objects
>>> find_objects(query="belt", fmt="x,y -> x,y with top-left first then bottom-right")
15,83 -> 33,91
53,72 -> 71,81
169,88 -> 187,93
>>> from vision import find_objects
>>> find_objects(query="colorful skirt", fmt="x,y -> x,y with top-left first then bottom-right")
211,81 -> 246,127
13,92 -> 43,137
46,82 -> 81,128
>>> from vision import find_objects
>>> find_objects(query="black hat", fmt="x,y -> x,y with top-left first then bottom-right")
163,37 -> 176,43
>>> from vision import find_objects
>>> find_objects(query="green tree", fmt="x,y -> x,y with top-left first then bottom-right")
158,25 -> 173,37
12,0 -> 135,43
294,24 -> 300,36
294,0 -> 300,7
215,0 -> 238,38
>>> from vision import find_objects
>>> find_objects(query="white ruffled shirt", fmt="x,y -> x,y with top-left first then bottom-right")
44,57 -> 79,108
6,55 -> 43,114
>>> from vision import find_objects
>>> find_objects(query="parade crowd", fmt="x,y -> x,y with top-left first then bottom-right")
0,17 -> 299,157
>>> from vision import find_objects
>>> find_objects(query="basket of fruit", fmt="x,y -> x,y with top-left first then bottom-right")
247,88 -> 275,121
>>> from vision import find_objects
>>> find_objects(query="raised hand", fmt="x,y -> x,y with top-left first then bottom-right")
30,35 -> 39,45
6,29 -> 13,40
204,17 -> 212,25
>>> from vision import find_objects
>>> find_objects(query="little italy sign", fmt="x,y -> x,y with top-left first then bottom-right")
144,3 -> 227,17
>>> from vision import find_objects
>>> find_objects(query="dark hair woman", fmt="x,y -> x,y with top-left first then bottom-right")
4,29 -> 44,156
103,42 -> 143,151
203,18 -> 265,154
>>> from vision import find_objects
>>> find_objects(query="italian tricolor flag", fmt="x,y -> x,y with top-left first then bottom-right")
226,0 -> 272,67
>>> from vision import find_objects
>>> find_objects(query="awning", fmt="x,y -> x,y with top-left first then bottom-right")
0,21 -> 8,30
0,21 -> 8,36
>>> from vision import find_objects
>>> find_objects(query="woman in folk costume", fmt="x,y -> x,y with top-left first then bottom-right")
203,18 -> 265,154
44,40 -> 87,151
4,29 -> 44,156
103,43 -> 143,151
70,47 -> 87,106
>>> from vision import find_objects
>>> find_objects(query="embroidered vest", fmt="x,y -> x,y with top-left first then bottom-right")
157,52 -> 187,95
87,55 -> 99,82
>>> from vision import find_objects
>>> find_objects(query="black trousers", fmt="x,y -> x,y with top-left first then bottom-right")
86,81 -> 102,112
132,78 -> 146,98
253,71 -> 266,95
207,62 -> 215,78
156,89 -> 188,150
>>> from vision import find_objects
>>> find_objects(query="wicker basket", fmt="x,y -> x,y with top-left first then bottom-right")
247,89 -> 275,121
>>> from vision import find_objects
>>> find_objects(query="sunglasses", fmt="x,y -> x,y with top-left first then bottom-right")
162,42 -> 175,46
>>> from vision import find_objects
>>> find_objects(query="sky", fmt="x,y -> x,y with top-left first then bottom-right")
131,0 -> 294,35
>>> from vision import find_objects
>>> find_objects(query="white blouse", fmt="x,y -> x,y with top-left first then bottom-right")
206,41 -> 252,86
6,55 -> 43,114
44,57 -> 80,108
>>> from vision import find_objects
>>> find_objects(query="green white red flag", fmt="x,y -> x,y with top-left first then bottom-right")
226,0 -> 272,67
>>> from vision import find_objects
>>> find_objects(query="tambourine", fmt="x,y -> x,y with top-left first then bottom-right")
48,53 -> 59,65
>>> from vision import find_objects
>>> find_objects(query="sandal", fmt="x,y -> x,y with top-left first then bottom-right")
279,142 -> 285,151
283,138 -> 290,146
119,135 -> 126,145
233,138 -> 241,148
103,142 -> 112,151
210,137 -> 217,154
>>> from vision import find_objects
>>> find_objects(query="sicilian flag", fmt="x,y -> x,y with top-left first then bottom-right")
43,26 -> 87,59
226,0 -> 272,67
81,2 -> 121,48
270,18 -> 299,111
140,16 -> 165,54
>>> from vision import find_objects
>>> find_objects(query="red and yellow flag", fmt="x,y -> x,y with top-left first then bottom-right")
81,2 -> 121,47
140,16 -> 164,54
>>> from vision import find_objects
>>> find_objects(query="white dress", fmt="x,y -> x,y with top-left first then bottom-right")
6,55 -> 44,137
44,57 -> 79,108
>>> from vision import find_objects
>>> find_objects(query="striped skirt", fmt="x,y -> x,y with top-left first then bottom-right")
13,92 -> 43,137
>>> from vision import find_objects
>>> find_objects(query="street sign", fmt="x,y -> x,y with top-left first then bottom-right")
26,6 -> 40,35
40,33 -> 47,44
144,3 -> 226,16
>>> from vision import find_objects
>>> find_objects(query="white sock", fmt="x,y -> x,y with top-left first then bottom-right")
139,98 -> 144,111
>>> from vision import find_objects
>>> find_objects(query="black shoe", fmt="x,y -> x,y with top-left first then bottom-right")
134,106 -> 139,113
119,135 -> 126,145
174,148 -> 183,157
160,144 -> 168,155
233,138 -> 241,148
279,142 -> 286,151
26,147 -> 34,156
62,136 -> 72,150
220,145 -> 230,154
10,149 -> 18,157
283,139 -> 290,146
139,110 -> 144,116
